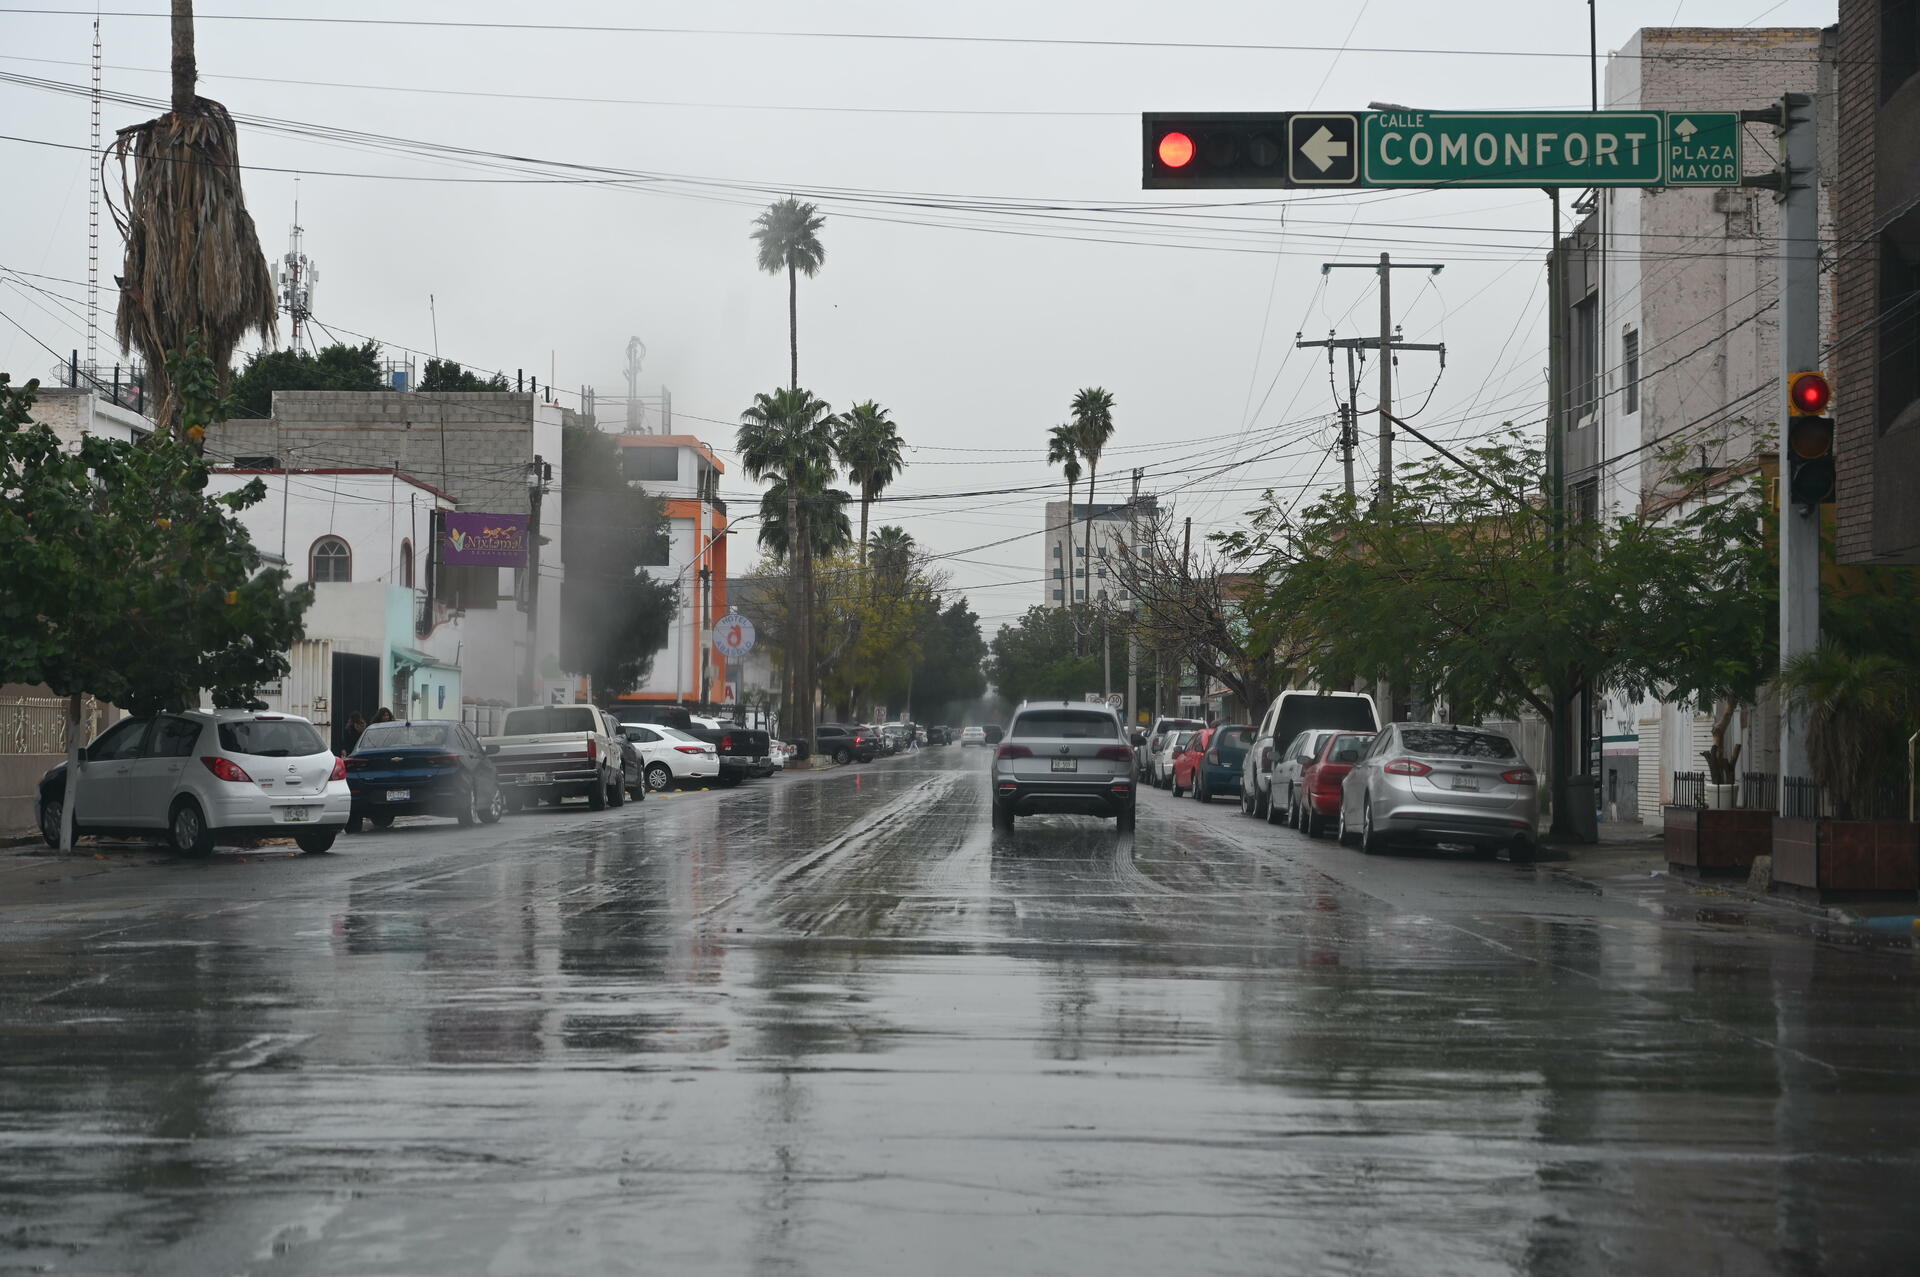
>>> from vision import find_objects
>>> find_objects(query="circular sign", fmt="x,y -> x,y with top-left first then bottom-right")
712,614 -> 756,659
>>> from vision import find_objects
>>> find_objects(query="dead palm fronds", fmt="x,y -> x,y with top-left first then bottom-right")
109,3 -> 273,443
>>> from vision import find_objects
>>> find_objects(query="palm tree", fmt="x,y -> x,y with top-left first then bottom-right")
835,401 -> 905,574
757,477 -> 852,561
1069,387 -> 1117,582
1777,645 -> 1919,819
750,197 -> 827,391
110,0 -> 275,442
869,525 -> 916,589
1047,422 -> 1083,594
738,386 -> 838,756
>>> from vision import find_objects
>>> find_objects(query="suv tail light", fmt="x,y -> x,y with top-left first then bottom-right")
1095,746 -> 1133,762
200,756 -> 254,783
996,743 -> 1033,760
1383,759 -> 1432,777
329,756 -> 347,781
1501,768 -> 1537,785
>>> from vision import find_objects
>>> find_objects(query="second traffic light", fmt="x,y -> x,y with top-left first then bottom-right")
1143,113 -> 1290,188
1785,370 -> 1835,507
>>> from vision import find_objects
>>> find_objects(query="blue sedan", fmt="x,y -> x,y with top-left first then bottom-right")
345,720 -> 504,831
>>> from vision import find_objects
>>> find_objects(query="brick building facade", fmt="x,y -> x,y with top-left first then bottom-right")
1833,0 -> 1920,564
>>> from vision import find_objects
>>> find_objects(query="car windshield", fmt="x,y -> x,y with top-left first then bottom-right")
1215,727 -> 1252,748
1014,709 -> 1120,739
217,718 -> 325,758
1399,728 -> 1518,760
356,724 -> 453,751
1167,731 -> 1195,751
1328,733 -> 1373,759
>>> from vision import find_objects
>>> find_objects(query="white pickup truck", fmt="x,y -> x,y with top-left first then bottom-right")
483,704 -> 626,811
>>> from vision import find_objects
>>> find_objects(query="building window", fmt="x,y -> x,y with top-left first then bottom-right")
1882,232 -> 1920,434
1571,478 -> 1599,524
1075,546 -> 1086,557
1622,328 -> 1640,415
1052,567 -> 1063,579
1074,589 -> 1085,600
624,448 -> 679,483
399,538 -> 414,588
1572,294 -> 1598,423
1051,544 -> 1061,558
311,536 -> 351,583
1096,567 -> 1107,579
1074,567 -> 1085,578
1883,3 -> 1919,105
1052,589 -> 1063,601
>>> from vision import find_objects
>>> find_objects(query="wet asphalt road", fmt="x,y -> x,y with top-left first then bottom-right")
4,746 -> 1919,1276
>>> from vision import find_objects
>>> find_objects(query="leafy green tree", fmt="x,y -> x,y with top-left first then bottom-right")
834,402 -> 905,573
909,598 -> 988,722
750,197 -> 827,391
558,423 -> 678,697
987,604 -> 1109,706
738,386 -> 839,754
418,358 -> 510,393
230,340 -> 384,419
2,363 -> 312,847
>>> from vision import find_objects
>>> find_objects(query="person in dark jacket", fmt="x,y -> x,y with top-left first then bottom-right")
340,712 -> 367,755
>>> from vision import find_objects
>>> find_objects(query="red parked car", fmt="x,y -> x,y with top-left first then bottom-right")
1292,731 -> 1375,837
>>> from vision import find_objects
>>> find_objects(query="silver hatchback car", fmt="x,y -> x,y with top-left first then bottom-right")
990,701 -> 1137,832
1338,723 -> 1538,860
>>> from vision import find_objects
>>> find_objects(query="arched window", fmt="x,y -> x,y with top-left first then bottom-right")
311,536 -> 352,583
399,538 -> 414,588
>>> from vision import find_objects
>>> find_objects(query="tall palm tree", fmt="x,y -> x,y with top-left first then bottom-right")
750,197 -> 827,391
1046,422 -> 1082,594
835,401 -> 905,574
110,0 -> 275,442
757,477 -> 852,561
738,386 -> 838,757
869,525 -> 916,589
1070,387 -> 1117,581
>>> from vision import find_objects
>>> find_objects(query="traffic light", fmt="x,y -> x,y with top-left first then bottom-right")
1143,113 -> 1289,188
1785,370 -> 1834,507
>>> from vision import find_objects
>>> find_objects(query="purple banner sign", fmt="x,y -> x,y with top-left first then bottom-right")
441,513 -> 528,567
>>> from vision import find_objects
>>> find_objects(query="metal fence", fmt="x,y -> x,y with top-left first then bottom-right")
1672,770 -> 1705,808
1783,775 -> 1825,819
1740,771 -> 1778,812
0,697 -> 109,756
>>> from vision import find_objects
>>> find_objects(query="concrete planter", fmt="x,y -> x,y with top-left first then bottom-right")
1772,816 -> 1920,901
1664,804 -> 1773,876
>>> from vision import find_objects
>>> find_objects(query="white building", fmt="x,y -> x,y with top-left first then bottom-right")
25,385 -> 154,448
1041,499 -> 1153,607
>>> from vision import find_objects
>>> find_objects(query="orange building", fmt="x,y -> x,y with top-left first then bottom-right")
613,434 -> 731,707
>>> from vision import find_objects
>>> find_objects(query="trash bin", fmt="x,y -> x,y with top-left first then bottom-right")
1565,773 -> 1600,843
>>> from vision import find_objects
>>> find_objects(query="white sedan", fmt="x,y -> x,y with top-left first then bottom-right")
959,726 -> 987,747
618,722 -> 720,791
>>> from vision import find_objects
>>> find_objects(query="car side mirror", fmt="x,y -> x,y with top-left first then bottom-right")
1129,730 -> 1146,746
483,742 -> 500,755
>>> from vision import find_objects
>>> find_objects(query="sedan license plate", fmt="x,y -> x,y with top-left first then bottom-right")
521,773 -> 549,786
283,807 -> 310,822
1451,777 -> 1479,791
386,789 -> 411,802
1050,758 -> 1078,773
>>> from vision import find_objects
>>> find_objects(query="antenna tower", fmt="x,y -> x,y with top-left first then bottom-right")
86,18 -> 101,374
275,182 -> 317,352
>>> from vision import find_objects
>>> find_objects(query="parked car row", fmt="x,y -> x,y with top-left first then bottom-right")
37,703 -> 804,856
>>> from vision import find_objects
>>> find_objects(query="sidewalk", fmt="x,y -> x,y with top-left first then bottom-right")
1549,819 -> 1918,947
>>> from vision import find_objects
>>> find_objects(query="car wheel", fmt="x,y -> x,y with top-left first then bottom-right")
370,813 -> 395,829
479,784 -> 505,824
1337,801 -> 1359,847
833,747 -> 853,765
501,792 -> 524,814
345,812 -> 365,834
1253,786 -> 1270,821
168,799 -> 213,857
588,775 -> 608,810
295,829 -> 337,854
1360,800 -> 1385,855
1239,784 -> 1253,816
1169,773 -> 1183,798
645,763 -> 672,792
717,774 -> 742,788
1116,804 -> 1136,834
991,798 -> 1015,830
1195,773 -> 1210,803
38,795 -> 62,848
607,773 -> 625,807
1302,806 -> 1321,838
457,782 -> 481,826
1265,786 -> 1286,825
1508,836 -> 1536,864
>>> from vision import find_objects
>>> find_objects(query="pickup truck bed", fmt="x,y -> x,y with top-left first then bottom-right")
484,705 -> 622,810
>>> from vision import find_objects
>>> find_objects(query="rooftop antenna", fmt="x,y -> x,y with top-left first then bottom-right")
86,16 -> 101,376
275,179 -> 316,352
429,294 -> 440,358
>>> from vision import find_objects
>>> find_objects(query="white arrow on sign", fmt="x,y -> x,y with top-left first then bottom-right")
1673,118 -> 1698,140
1301,126 -> 1349,172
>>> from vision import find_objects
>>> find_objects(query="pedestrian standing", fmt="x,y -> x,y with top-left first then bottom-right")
340,712 -> 367,756
372,707 -> 395,724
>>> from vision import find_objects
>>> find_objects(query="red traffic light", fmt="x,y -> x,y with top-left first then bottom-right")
1788,370 -> 1831,416
1157,131 -> 1196,168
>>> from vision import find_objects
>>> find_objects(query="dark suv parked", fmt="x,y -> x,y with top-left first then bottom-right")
815,724 -> 876,765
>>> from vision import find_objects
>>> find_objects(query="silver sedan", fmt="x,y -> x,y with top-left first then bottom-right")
1337,723 -> 1539,860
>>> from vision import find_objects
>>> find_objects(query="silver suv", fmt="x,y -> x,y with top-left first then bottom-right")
989,701 -> 1137,832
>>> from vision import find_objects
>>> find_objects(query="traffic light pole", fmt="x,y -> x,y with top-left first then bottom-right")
1759,92 -> 1821,795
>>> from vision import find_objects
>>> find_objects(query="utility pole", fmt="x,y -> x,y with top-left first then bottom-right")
1297,333 -> 1445,501
518,455 -> 550,706
1752,92 -> 1821,795
1181,515 -> 1192,716
1545,189 -> 1575,836
1320,255 -> 1445,504
1125,467 -> 1142,728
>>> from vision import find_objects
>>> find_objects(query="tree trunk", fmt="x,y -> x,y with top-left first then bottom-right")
787,259 -> 798,392
60,692 -> 82,851
858,493 -> 871,577
1083,459 -> 1099,600
787,484 -> 805,756
171,0 -> 196,113
798,496 -> 816,763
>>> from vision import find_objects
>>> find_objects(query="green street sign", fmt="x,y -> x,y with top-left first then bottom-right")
1666,111 -> 1742,186
1363,111 -> 1666,187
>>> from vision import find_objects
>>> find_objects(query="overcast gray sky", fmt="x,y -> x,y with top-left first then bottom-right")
0,0 -> 1836,632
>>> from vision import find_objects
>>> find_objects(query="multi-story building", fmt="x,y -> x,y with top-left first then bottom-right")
613,433 -> 730,707
1041,498 -> 1154,607
1554,26 -> 1828,819
1834,0 -> 1920,564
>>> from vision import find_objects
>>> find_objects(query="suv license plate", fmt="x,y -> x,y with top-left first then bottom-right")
1051,758 -> 1078,773
284,807 -> 310,822
1451,778 -> 1479,791
386,789 -> 411,802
